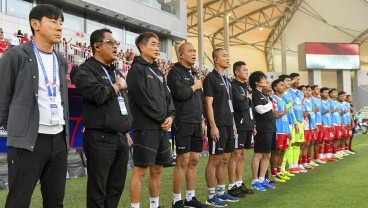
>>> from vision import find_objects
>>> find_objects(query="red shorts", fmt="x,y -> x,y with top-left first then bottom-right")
304,130 -> 312,143
311,129 -> 318,141
347,125 -> 353,137
342,125 -> 348,137
316,124 -> 324,141
323,126 -> 333,141
334,125 -> 342,139
276,134 -> 290,150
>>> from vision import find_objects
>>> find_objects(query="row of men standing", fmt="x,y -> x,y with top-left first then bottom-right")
0,4 -> 271,208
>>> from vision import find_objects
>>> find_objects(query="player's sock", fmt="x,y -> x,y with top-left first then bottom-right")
131,203 -> 140,208
236,180 -> 242,187
277,166 -> 281,174
208,187 -> 216,199
173,193 -> 182,204
228,183 -> 236,190
293,146 -> 301,167
217,184 -> 225,196
149,197 -> 159,208
258,177 -> 265,183
186,190 -> 195,202
271,168 -> 277,176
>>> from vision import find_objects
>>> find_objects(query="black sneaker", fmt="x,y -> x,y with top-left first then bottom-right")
228,186 -> 246,198
239,183 -> 254,195
184,197 -> 211,208
172,200 -> 185,208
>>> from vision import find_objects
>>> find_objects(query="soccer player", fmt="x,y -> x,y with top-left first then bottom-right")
204,48 -> 238,207
278,75 -> 297,176
328,89 -> 343,160
311,85 -> 326,164
271,79 -> 292,183
337,91 -> 353,156
302,85 -> 318,168
287,73 -> 307,173
320,87 -> 335,162
227,61 -> 255,197
167,42 -> 209,208
249,71 -> 276,192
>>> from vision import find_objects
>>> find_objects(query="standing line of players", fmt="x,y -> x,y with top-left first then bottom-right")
166,42 -> 356,207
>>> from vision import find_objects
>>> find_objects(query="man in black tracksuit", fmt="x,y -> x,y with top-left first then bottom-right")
227,61 -> 255,197
167,42 -> 209,208
127,32 -> 175,208
75,29 -> 132,207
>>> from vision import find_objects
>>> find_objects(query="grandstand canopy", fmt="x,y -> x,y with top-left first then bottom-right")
186,0 -> 368,72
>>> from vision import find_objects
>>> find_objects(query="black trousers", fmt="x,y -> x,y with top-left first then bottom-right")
5,132 -> 67,208
83,129 -> 129,208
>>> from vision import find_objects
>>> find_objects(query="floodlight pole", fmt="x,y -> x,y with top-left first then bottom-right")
198,0 -> 204,72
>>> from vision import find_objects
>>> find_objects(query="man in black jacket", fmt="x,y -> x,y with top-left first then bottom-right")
75,28 -> 132,208
167,42 -> 209,208
0,5 -> 69,207
227,61 -> 255,197
127,32 -> 175,208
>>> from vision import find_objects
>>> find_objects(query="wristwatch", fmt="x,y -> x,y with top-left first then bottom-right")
116,82 -> 124,91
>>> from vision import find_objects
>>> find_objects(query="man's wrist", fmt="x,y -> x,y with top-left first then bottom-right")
116,82 -> 123,91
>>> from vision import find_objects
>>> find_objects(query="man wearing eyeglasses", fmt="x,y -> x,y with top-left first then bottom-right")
75,28 -> 133,208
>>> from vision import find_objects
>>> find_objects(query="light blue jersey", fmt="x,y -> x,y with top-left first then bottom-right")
282,91 -> 296,125
272,95 -> 290,134
288,88 -> 304,122
329,99 -> 341,125
321,99 -> 332,127
304,98 -> 316,129
311,96 -> 322,124
339,101 -> 349,125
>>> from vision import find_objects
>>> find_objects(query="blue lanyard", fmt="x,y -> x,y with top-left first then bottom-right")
239,85 -> 246,94
188,70 -> 194,78
101,65 -> 121,96
32,42 -> 57,98
148,67 -> 163,83
214,70 -> 230,99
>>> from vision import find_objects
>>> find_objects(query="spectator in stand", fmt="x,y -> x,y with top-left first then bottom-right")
16,30 -> 23,39
9,32 -> 20,48
70,59 -> 83,84
20,33 -> 30,44
0,32 -> 9,58
125,49 -> 130,61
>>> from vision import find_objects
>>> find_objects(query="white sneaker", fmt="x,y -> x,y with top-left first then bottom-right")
333,154 -> 343,159
298,164 -> 308,173
341,151 -> 349,156
309,161 -> 319,167
347,150 -> 356,155
315,159 -> 326,164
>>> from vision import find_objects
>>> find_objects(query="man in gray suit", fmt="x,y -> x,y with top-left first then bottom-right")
0,4 -> 69,207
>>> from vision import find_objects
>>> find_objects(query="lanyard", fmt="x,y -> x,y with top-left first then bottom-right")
101,65 -> 121,96
148,67 -> 163,83
239,85 -> 246,94
188,70 -> 194,79
214,70 -> 230,99
32,42 -> 57,99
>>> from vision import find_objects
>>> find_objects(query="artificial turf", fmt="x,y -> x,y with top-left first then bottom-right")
1,135 -> 367,207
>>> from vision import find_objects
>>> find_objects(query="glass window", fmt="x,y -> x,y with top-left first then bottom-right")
86,18 -> 105,35
63,12 -> 84,32
6,0 -> 32,19
125,31 -> 138,46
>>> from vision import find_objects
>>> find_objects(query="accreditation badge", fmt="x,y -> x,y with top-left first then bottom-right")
118,97 -> 128,115
50,103 -> 60,125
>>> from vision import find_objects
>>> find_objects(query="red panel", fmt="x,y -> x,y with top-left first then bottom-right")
305,43 -> 359,55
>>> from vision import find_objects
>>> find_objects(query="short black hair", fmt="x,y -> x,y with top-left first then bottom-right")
328,88 -> 337,95
311,85 -> 319,90
347,95 -> 352,99
289,73 -> 299,80
305,85 -> 311,89
320,87 -> 329,93
279,74 -> 290,82
135,32 -> 159,53
212,48 -> 225,61
29,4 -> 64,35
90,28 -> 112,54
338,91 -> 346,96
248,71 -> 267,89
271,79 -> 283,91
297,85 -> 305,91
233,61 -> 246,76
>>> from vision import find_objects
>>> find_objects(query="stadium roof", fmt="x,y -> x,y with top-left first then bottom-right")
186,0 -> 368,70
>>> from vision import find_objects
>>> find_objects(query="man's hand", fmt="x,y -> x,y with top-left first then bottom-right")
161,116 -> 173,132
210,126 -> 220,141
116,75 -> 127,90
252,128 -> 257,136
126,133 -> 133,147
192,78 -> 203,92
202,120 -> 207,135
247,93 -> 252,100
233,125 -> 237,137
295,123 -> 300,133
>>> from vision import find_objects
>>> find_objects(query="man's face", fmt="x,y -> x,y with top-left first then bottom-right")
283,78 -> 291,88
181,43 -> 196,66
338,94 -> 346,102
306,87 -> 312,97
274,81 -> 285,93
263,79 -> 272,92
31,17 -> 63,44
321,90 -> 329,99
236,65 -> 248,81
140,37 -> 160,60
313,86 -> 320,95
96,32 -> 118,62
330,90 -> 337,99
215,50 -> 230,69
